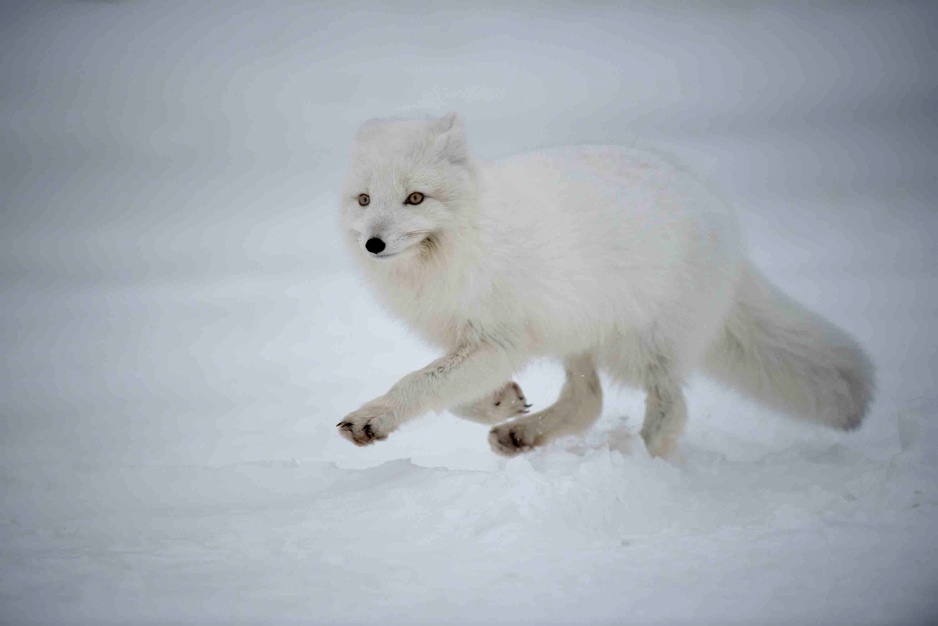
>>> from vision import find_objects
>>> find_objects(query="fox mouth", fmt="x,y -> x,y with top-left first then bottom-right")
367,232 -> 437,260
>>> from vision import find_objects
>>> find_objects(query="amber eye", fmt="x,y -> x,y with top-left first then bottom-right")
358,194 -> 370,207
404,192 -> 424,205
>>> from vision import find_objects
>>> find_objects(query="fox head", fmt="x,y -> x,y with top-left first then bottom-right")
340,113 -> 478,265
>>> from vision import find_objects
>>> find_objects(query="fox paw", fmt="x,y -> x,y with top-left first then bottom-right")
491,381 -> 532,420
452,381 -> 532,425
488,421 -> 543,457
337,401 -> 397,446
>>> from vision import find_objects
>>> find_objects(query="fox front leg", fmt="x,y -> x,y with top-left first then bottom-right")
337,342 -> 519,446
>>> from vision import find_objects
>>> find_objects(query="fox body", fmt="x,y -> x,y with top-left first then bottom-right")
337,113 -> 873,456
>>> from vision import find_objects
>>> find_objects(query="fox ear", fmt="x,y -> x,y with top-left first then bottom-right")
434,112 -> 460,133
432,112 -> 468,164
356,117 -> 385,139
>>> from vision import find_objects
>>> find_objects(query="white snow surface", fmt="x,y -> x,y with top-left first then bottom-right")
2,2 -> 937,624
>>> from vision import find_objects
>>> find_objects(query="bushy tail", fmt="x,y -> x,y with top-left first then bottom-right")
703,261 -> 874,430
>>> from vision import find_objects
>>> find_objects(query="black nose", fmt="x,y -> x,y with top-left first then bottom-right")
365,238 -> 386,254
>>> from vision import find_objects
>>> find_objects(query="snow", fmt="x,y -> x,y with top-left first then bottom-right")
1,1 -> 937,624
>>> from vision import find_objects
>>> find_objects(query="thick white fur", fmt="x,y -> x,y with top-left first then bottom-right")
336,113 -> 874,456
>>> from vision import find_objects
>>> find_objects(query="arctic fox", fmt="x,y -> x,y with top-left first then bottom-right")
336,113 -> 873,457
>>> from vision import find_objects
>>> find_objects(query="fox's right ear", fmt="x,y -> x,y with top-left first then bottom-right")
432,112 -> 468,164
356,118 -> 383,138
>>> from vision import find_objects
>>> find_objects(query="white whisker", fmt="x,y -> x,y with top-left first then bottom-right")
403,230 -> 434,239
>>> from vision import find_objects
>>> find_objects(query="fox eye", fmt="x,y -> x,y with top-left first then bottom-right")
404,192 -> 424,205
358,194 -> 370,207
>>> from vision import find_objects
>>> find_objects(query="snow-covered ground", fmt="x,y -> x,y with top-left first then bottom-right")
2,1 -> 937,624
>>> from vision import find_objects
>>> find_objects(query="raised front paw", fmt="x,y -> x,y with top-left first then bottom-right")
450,381 -> 533,426
337,401 -> 397,446
492,381 -> 532,420
488,421 -> 543,457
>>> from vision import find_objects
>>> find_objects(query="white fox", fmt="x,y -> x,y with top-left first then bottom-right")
336,113 -> 873,457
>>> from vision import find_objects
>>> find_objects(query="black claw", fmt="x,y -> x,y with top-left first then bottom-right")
523,403 -> 533,408
337,421 -> 351,429
362,423 -> 375,439
494,401 -> 501,407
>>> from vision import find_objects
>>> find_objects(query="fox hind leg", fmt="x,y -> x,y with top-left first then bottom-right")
640,378 -> 687,458
602,329 -> 691,458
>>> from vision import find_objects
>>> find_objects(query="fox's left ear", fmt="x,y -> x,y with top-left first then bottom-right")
433,112 -> 460,133
432,112 -> 468,164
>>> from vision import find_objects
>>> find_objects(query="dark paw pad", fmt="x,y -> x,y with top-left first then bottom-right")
337,420 -> 386,446
488,424 -> 540,457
